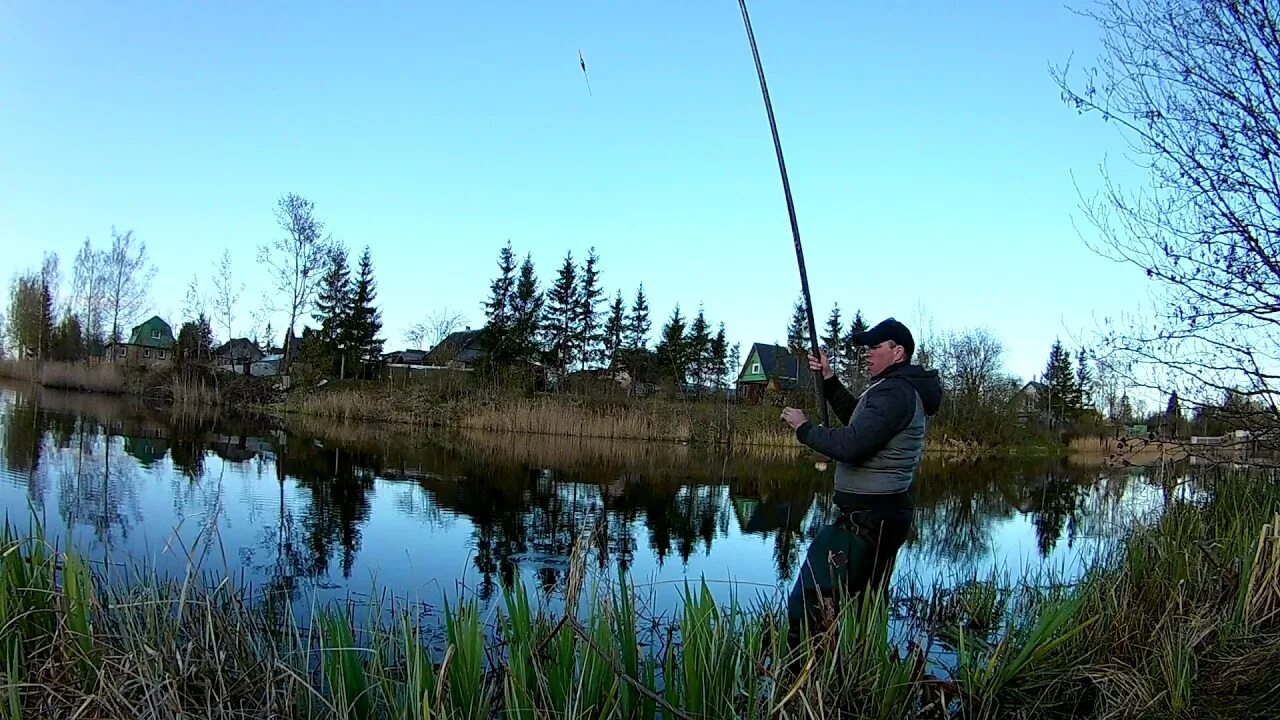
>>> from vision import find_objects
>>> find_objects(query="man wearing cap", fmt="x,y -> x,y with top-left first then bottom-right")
779,317 -> 942,641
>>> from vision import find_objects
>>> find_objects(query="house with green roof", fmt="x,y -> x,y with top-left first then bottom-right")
105,315 -> 175,369
735,342 -> 816,400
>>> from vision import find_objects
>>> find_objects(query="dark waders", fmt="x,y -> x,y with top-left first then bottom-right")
786,489 -> 914,644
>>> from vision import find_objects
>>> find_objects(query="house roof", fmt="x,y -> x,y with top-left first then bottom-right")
384,349 -> 430,364
125,316 -> 175,349
738,343 -> 817,390
740,343 -> 797,378
214,338 -> 263,360
1016,380 -> 1049,397
428,329 -> 485,363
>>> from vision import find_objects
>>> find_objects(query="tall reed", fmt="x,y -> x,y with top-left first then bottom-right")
0,358 -> 125,393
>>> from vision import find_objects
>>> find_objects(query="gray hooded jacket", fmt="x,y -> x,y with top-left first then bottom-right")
795,363 -> 943,495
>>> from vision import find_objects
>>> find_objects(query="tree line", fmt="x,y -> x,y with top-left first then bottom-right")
4,229 -> 155,362
1,193 -> 387,379
476,240 -> 740,389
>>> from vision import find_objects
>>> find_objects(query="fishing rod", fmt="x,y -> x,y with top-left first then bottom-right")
736,0 -> 829,427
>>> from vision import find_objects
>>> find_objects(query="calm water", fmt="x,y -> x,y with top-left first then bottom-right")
0,380 -> 1186,623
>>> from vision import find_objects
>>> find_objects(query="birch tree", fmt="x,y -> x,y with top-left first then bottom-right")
211,248 -> 243,342
101,228 -> 155,345
258,193 -> 331,371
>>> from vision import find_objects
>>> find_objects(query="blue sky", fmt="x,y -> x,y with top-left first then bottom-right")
1,1 -> 1146,384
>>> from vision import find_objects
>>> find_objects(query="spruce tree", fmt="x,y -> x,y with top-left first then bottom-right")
625,284 -> 651,349
38,278 -> 54,360
603,290 -> 626,366
822,304 -> 845,378
178,312 -> 215,362
685,306 -> 711,388
710,322 -> 728,388
542,251 -> 580,374
52,313 -> 84,361
787,296 -> 807,355
481,241 -> 517,363
1075,348 -> 1094,413
654,306 -> 688,386
843,310 -> 869,393
508,253 -> 543,364
348,246 -> 384,366
1165,391 -> 1185,438
1118,393 -> 1134,424
314,247 -> 351,349
1043,340 -> 1082,427
577,247 -> 603,368
176,322 -> 200,365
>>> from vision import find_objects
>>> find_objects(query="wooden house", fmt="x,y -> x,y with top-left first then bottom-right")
214,338 -> 264,374
735,342 -> 815,400
104,316 -> 175,369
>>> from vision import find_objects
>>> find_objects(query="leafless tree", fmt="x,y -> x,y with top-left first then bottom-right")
71,237 -> 107,348
940,328 -> 1005,401
248,298 -> 273,350
405,308 -> 466,350
101,228 -> 155,344
40,252 -> 60,315
182,274 -> 206,325
1054,0 -> 1280,447
931,328 -> 1020,439
258,193 -> 331,371
211,248 -> 242,342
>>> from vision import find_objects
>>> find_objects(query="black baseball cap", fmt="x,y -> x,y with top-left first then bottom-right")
851,317 -> 914,359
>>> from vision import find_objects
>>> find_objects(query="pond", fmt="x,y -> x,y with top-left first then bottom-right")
0,380 -> 1186,628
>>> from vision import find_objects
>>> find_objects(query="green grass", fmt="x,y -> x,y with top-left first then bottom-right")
0,470 -> 1277,719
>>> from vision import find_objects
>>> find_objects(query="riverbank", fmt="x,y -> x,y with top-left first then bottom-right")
0,358 -> 280,407
0,360 -> 1031,453
279,379 -> 803,446
3,469 -> 1275,719
273,378 -> 1006,453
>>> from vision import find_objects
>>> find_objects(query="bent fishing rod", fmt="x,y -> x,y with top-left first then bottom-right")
736,0 -> 829,427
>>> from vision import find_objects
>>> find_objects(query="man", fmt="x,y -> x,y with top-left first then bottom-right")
779,317 -> 942,640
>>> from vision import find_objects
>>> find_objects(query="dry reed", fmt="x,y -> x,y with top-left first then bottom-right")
289,384 -> 803,446
0,358 -> 125,393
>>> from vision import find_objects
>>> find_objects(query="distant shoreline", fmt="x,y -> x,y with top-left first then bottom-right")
0,359 -> 1109,459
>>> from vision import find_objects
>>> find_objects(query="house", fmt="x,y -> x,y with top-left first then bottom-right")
251,353 -> 284,377
104,316 -> 175,369
383,349 -> 431,367
382,349 -> 437,384
427,328 -> 486,369
214,338 -> 264,374
735,343 -> 815,399
610,347 -> 661,396
1011,380 -> 1049,425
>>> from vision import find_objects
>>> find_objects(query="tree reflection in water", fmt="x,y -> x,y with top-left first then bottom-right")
0,382 -> 1180,618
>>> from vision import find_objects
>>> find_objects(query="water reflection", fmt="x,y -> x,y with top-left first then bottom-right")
0,380 -> 1180,618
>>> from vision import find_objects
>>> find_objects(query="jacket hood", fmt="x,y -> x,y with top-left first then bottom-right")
882,362 -> 943,416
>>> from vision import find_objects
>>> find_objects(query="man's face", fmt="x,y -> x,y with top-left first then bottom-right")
867,340 -> 903,377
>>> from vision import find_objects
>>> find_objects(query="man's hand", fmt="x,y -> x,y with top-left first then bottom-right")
781,407 -> 808,430
808,350 -> 834,380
